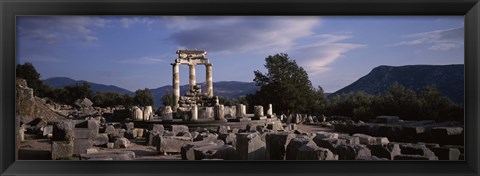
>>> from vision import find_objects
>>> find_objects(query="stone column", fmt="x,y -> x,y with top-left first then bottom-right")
189,64 -> 196,90
214,104 -> 225,120
172,63 -> 180,112
206,63 -> 213,97
191,105 -> 198,121
266,104 -> 273,117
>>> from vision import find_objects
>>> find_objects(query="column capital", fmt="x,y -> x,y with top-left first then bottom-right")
171,62 -> 179,66
205,63 -> 213,66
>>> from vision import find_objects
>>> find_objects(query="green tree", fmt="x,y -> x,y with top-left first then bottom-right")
63,82 -> 93,105
134,88 -> 154,106
161,91 -> 175,107
251,53 -> 316,115
16,62 -> 52,97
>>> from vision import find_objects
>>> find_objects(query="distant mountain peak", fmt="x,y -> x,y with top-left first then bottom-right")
331,64 -> 464,104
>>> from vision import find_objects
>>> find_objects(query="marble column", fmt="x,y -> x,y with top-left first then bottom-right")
172,63 -> 180,112
189,64 -> 196,90
206,63 -> 213,97
191,105 -> 198,121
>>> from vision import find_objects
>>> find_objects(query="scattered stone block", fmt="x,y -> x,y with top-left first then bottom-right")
396,143 -> 438,160
86,148 -> 98,154
217,126 -> 230,134
107,143 -> 114,149
236,133 -> 266,160
297,143 -> 336,160
194,144 -> 237,160
156,136 -> 193,153
42,125 -> 53,138
368,143 -> 401,160
172,125 -> 189,135
51,141 -> 73,160
181,141 -> 220,160
74,128 -> 96,139
336,144 -> 371,160
218,133 -> 236,146
315,131 -> 339,139
105,125 -> 115,134
93,133 -> 109,147
80,151 -> 135,160
151,124 -> 165,133
125,122 -> 134,131
376,137 -> 390,145
265,132 -> 296,160
73,139 -> 94,156
52,121 -> 74,141
338,134 -> 360,145
430,147 -> 461,160
286,136 -> 313,160
313,138 -> 346,154
353,134 -> 376,145
114,137 -> 131,148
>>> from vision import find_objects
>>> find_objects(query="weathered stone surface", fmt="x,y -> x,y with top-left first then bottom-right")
313,137 -> 346,154
338,134 -> 360,145
336,144 -> 371,160
253,105 -> 264,119
51,141 -> 73,160
217,126 -> 230,134
286,136 -> 313,160
105,125 -> 116,134
152,124 -> 165,133
162,106 -> 173,120
266,121 -> 284,131
368,143 -> 401,160
430,147 -> 461,160
93,133 -> 109,146
218,133 -> 236,146
265,132 -> 296,160
431,127 -> 464,145
315,131 -> 339,139
181,140 -> 218,160
73,139 -> 94,156
80,151 -> 135,160
74,98 -> 93,108
74,129 -> 97,139
297,143 -> 336,160
172,125 -> 189,135
42,125 -> 53,138
376,116 -> 400,123
194,144 -> 237,160
143,106 -> 153,121
125,122 -> 134,131
236,133 -> 266,160
156,136 -> 193,153
266,104 -> 273,117
353,134 -> 377,145
133,128 -> 144,138
107,142 -> 114,149
52,121 -> 74,141
193,133 -> 218,142
376,137 -> 390,145
396,143 -> 438,160
214,105 -> 225,120
114,137 -> 131,148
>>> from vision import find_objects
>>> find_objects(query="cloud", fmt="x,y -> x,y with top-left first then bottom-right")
17,16 -> 108,45
19,54 -> 63,63
293,34 -> 365,75
165,16 -> 321,54
118,56 -> 165,64
391,26 -> 464,51
120,17 -> 160,29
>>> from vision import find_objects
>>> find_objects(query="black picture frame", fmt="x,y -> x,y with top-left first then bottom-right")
1,0 -> 479,175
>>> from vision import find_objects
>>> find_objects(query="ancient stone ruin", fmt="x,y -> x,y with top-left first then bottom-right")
15,49 -> 465,161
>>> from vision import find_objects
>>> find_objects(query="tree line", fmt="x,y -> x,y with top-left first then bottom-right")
16,62 -> 154,108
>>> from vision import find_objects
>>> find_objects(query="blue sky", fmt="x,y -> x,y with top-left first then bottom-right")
17,16 -> 464,93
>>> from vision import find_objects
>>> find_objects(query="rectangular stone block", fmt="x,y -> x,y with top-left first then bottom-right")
181,140 -> 218,160
236,133 -> 266,160
297,143 -> 336,160
156,136 -> 193,153
73,139 -> 94,156
353,133 -> 376,145
193,144 -> 236,160
74,128 -> 96,139
51,141 -> 73,160
266,132 -> 295,160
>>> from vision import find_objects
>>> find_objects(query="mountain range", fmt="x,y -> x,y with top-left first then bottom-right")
42,64 -> 464,108
330,64 -> 464,105
42,77 -> 258,108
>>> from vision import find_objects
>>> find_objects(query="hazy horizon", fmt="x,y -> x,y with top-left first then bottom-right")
17,16 -> 464,92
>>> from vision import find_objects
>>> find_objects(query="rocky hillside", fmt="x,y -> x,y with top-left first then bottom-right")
16,78 -> 64,124
330,64 -> 464,105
